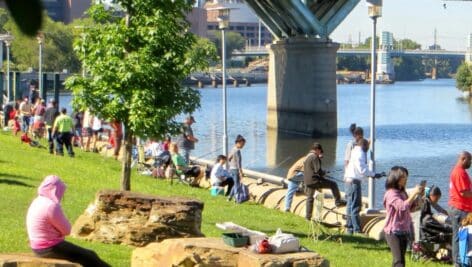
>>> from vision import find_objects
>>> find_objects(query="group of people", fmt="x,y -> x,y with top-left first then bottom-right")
280,122 -> 472,266
23,114 -> 472,267
2,96 -> 124,159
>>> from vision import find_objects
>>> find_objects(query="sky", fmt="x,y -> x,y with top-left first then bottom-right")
331,0 -> 472,51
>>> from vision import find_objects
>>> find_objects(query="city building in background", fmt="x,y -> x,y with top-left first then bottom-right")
466,33 -> 472,63
377,31 -> 395,82
41,0 -> 92,23
205,0 -> 272,47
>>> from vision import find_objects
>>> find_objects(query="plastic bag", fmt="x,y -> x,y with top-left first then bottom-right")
268,228 -> 300,254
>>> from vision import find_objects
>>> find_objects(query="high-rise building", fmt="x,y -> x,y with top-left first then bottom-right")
205,0 -> 272,47
40,0 -> 92,24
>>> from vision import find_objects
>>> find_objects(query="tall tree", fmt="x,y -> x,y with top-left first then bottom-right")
65,2 -> 213,191
456,62 -> 472,95
211,31 -> 245,59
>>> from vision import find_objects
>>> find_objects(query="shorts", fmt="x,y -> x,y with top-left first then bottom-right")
83,127 -> 93,137
92,128 -> 103,135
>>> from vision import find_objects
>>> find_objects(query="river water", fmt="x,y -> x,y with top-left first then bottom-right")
190,79 -> 472,208
59,79 -> 472,208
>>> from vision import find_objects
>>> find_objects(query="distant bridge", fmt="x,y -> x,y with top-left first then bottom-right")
232,47 -> 467,58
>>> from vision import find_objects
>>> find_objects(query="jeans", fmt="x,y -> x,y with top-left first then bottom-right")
451,207 -> 468,266
284,173 -> 303,211
228,169 -> 240,200
214,178 -> 234,196
47,127 -> 55,153
21,115 -> 31,133
305,178 -> 342,220
385,232 -> 409,267
56,132 -> 74,157
33,240 -> 110,267
182,148 -> 191,164
346,180 -> 362,233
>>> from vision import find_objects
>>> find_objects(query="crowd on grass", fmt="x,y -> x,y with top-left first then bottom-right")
4,88 -> 472,266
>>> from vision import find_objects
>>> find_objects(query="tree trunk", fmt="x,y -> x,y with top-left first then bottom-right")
121,128 -> 133,191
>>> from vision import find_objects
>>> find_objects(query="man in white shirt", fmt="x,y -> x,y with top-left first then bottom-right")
344,138 -> 382,234
210,155 -> 234,196
344,125 -> 363,168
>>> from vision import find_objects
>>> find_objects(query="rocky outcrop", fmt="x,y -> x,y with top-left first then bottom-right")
131,238 -> 242,267
71,190 -> 204,247
0,254 -> 79,267
131,238 -> 329,267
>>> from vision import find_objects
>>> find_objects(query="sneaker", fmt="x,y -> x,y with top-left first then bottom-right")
335,200 -> 347,207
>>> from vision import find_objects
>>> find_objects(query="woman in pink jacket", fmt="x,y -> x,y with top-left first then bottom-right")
383,166 -> 424,267
26,175 -> 110,267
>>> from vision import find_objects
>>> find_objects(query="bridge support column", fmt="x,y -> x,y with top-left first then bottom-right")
267,38 -> 339,137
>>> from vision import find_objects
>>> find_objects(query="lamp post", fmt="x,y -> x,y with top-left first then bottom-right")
37,32 -> 43,97
1,34 -> 13,101
366,0 -> 382,211
214,7 -> 231,156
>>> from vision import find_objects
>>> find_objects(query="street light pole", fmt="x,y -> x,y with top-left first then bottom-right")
367,0 -> 382,211
37,33 -> 43,96
213,7 -> 232,156
222,27 -> 228,156
5,40 -> 10,101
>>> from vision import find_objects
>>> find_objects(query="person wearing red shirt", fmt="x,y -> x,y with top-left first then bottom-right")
449,151 -> 472,266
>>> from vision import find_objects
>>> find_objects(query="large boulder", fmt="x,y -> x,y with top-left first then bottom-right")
0,253 -> 79,267
131,238 -> 329,267
71,190 -> 204,247
237,250 -> 329,267
131,238 -> 242,267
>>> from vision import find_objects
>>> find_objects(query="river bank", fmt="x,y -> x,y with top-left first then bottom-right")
0,131 -> 444,267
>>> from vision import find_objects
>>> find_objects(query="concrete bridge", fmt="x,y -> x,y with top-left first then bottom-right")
233,47 -> 467,58
243,0 -> 361,137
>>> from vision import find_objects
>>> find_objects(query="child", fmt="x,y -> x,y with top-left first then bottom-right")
227,135 -> 246,202
210,155 -> 234,196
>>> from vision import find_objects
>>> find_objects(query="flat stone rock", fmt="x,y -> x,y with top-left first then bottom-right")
0,253 -> 79,267
237,250 -> 329,267
71,190 -> 204,247
131,237 -> 243,267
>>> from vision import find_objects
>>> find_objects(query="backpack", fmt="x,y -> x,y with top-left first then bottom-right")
235,184 -> 249,204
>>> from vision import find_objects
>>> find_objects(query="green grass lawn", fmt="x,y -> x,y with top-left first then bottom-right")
0,132 -> 447,266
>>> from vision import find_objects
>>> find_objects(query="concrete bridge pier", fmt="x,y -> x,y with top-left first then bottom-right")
267,38 -> 339,137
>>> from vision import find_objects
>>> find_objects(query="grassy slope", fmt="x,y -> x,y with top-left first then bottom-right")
0,132 -> 445,267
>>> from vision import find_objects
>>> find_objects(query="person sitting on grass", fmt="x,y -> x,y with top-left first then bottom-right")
26,175 -> 110,267
210,155 -> 234,196
169,142 -> 201,183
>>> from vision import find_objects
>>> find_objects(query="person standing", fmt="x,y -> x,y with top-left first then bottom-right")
304,143 -> 346,221
344,125 -> 363,168
344,138 -> 382,234
284,155 -> 306,212
19,97 -> 33,133
72,110 -> 84,149
449,151 -> 472,266
344,123 -> 356,166
44,99 -> 60,154
383,166 -> 424,267
178,116 -> 198,164
26,175 -> 110,267
227,135 -> 246,202
110,120 -> 122,160
52,108 -> 74,157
